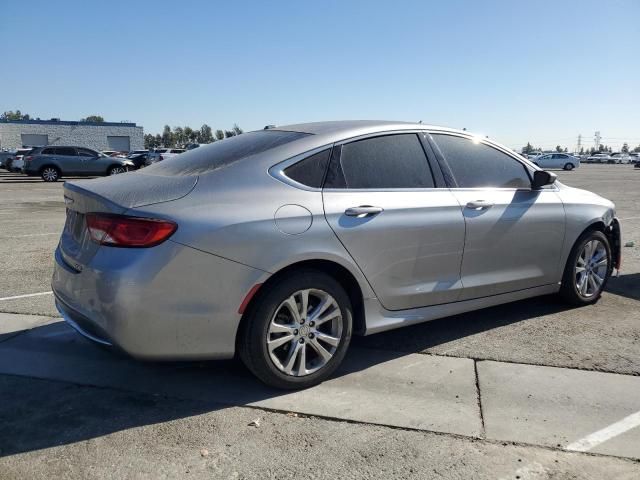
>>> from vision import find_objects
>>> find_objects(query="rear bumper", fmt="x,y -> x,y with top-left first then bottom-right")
52,240 -> 268,360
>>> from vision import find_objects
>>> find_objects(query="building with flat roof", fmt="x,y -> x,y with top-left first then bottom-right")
0,118 -> 144,151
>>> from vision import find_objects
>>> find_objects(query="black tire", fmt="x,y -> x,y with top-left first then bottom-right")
238,269 -> 353,389
41,166 -> 60,182
559,230 -> 612,306
108,165 -> 127,176
564,163 -> 574,171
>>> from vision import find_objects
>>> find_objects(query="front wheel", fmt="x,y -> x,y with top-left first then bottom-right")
238,270 -> 353,389
559,230 -> 612,305
564,163 -> 574,171
108,165 -> 127,176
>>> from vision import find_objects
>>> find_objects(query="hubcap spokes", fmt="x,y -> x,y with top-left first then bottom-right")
267,289 -> 342,377
43,168 -> 57,181
575,240 -> 608,298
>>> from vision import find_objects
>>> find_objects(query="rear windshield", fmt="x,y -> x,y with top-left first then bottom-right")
144,130 -> 310,176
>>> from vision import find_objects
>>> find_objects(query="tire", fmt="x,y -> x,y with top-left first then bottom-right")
108,165 -> 127,176
41,166 -> 60,182
238,269 -> 353,389
559,230 -> 612,306
564,163 -> 574,171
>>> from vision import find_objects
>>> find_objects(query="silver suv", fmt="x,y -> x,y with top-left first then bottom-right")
23,146 -> 134,181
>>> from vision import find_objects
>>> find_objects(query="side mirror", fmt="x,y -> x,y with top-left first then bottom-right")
532,170 -> 557,189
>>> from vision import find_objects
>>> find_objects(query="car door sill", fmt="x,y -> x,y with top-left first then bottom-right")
363,283 -> 560,335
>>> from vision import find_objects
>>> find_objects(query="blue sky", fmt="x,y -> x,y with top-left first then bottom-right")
2,0 -> 639,150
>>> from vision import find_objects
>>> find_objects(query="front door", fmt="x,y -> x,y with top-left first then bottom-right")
322,133 -> 466,311
429,133 -> 566,300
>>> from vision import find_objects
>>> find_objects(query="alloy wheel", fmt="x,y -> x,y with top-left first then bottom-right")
110,167 -> 126,175
267,289 -> 343,377
42,168 -> 58,181
575,239 -> 608,298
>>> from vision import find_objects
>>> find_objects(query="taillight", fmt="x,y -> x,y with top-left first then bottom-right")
24,155 -> 33,164
86,213 -> 177,247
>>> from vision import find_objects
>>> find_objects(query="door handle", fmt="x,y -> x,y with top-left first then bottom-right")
465,200 -> 494,210
345,206 -> 384,217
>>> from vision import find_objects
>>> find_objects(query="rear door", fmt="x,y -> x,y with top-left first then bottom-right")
429,133 -> 566,300
322,132 -> 466,310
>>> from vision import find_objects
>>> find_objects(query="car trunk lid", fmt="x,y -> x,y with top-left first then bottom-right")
59,173 -> 197,268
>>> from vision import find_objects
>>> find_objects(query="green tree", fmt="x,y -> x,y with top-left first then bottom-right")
224,129 -> 236,138
621,143 -> 629,153
521,142 -> 535,154
215,129 -> 225,140
198,124 -> 214,143
1,110 -> 30,121
233,124 -> 243,135
184,126 -> 197,143
154,134 -> 162,147
555,145 -> 564,152
173,127 -> 185,147
144,134 -> 157,149
161,125 -> 173,147
81,115 -> 104,122
633,145 -> 640,153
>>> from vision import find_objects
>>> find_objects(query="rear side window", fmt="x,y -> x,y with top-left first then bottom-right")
283,149 -> 331,188
431,134 -> 531,189
77,148 -> 97,157
41,148 -> 55,155
145,130 -> 310,176
55,147 -> 77,156
325,134 -> 434,189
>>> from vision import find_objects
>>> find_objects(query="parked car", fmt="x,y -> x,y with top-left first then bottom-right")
629,153 -> 639,164
126,152 -> 150,169
587,153 -> 609,163
0,150 -> 16,169
147,148 -> 186,165
533,153 -> 580,170
8,148 -> 34,172
606,153 -> 631,164
23,146 -> 134,181
52,121 -> 621,389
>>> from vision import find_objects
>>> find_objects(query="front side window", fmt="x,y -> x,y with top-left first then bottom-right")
431,134 -> 531,189
325,134 -> 434,189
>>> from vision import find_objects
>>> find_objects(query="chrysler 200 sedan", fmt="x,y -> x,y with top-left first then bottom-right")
52,121 -> 621,389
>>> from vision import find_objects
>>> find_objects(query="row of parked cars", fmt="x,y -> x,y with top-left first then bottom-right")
0,146 -> 189,181
523,151 -> 639,168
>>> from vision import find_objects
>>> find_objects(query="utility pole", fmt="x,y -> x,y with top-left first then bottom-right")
594,131 -> 601,151
576,134 -> 582,154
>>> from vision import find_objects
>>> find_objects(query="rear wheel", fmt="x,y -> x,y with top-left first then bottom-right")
238,270 -> 353,389
560,230 -> 611,305
41,166 -> 60,182
564,163 -> 574,170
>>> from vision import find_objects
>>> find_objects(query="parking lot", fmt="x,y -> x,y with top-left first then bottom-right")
0,165 -> 639,478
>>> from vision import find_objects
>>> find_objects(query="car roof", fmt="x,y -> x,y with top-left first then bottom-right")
273,120 -> 465,137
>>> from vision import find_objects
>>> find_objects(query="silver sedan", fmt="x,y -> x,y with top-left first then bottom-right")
52,121 -> 622,389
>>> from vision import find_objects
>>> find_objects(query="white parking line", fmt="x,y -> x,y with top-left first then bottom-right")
0,232 -> 58,238
566,410 -> 640,452
0,291 -> 53,302
499,410 -> 640,479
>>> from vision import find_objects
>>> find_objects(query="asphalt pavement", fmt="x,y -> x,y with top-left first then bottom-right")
0,165 -> 639,479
